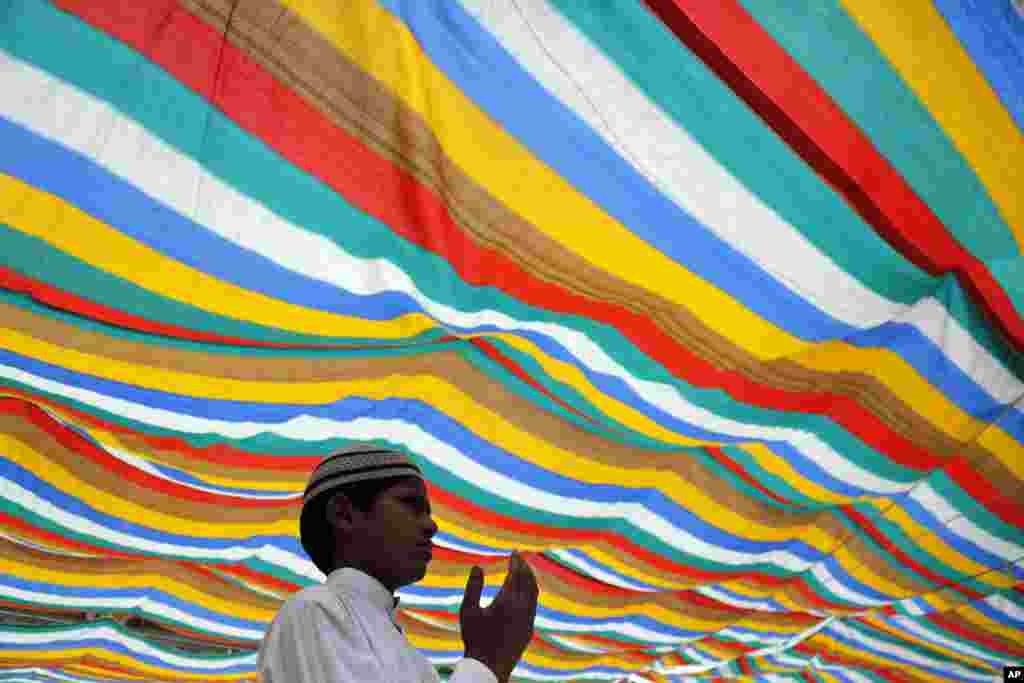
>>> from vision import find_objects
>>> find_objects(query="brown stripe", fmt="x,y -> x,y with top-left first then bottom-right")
425,555 -> 823,633
2,301 -> 1009,596
0,412 -> 299,526
173,0 -> 1016,491
4,296 -> 1012,559
0,536 -> 281,615
0,301 -> 846,530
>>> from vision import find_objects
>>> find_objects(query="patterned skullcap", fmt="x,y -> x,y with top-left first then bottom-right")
300,443 -> 424,575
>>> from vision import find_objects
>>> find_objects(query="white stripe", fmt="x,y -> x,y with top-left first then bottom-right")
909,483 -> 962,524
456,0 -> 903,327
0,584 -> 263,642
828,620 -> 995,681
987,593 -> 1024,622
454,0 -> 1021,440
0,622 -> 256,670
948,516 -> 1024,563
0,50 -> 987,498
104,445 -> 293,500
890,615 -> 1005,666
0,361 -> 824,573
430,536 -> 506,556
694,585 -> 782,612
408,589 -> 689,644
810,565 -> 890,608
548,549 -> 659,592
544,634 -> 610,654
912,478 -> 1024,562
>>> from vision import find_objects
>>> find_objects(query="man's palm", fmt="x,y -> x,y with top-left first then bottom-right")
459,553 -> 539,683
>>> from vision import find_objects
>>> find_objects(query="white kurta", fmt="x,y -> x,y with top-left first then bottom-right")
259,568 -> 497,683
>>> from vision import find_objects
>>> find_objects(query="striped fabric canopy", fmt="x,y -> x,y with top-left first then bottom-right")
1,0 -> 1022,681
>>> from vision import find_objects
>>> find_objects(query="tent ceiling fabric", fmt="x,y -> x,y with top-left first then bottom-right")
1,0 -> 1022,680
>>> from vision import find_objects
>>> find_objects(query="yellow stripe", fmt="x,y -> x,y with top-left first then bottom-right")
2,328 -> 844,552
0,648 -> 245,681
408,630 -> 648,671
839,0 -> 1024,244
0,549 -> 276,625
805,633 -> 951,683
485,333 -> 709,448
0,172 -> 436,340
828,543 -> 918,600
579,545 -> 697,591
0,432 -> 295,539
861,615 -> 994,671
792,340 -> 1024,476
955,603 -> 1024,643
421,566 -> 737,632
279,0 -> 807,361
879,504 -> 1012,583
86,425 -> 305,493
432,515 -> 547,553
740,442 -> 857,505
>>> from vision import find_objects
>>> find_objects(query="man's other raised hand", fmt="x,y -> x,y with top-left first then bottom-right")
459,551 -> 539,683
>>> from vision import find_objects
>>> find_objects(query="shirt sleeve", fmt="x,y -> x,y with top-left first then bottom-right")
448,657 -> 499,683
259,596 -> 381,683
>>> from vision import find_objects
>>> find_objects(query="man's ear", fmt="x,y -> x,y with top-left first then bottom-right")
325,492 -> 357,536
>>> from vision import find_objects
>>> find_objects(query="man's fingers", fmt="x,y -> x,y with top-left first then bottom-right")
460,565 -> 484,615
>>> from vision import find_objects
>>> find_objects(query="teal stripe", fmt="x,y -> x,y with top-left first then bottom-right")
2,0 -> 1010,492
546,1 -> 1023,369
0,224 -> 442,347
546,0 -> 931,303
737,0 -> 1018,265
717,445 -> 827,511
926,469 -> 1023,551
0,287 -> 465,359
842,502 -> 976,591
465,338 -> 684,451
406,447 -> 809,578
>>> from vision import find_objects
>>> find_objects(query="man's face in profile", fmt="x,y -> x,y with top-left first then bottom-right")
342,477 -> 438,591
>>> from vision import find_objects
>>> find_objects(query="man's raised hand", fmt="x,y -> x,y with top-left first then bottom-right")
459,552 -> 539,683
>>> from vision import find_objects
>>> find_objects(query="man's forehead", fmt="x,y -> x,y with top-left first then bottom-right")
384,476 -> 429,495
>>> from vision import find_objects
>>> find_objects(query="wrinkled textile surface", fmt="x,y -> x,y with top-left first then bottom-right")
0,0 -> 1022,681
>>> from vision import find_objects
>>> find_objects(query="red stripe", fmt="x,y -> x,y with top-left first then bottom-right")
1,397 -> 296,509
841,505 -> 983,600
425,481 -> 748,584
639,0 -> 1024,355
211,561 -> 301,596
705,446 -> 793,505
0,511 -> 139,560
925,611 -> 1024,659
793,642 -> 907,683
0,266 -> 345,350
470,338 -> 599,425
51,0 -> 1024,530
0,386 -> 320,472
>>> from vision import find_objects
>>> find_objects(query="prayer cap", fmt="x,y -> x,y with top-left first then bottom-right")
300,443 -> 424,575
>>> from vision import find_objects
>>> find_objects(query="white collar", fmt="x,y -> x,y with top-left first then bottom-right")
326,567 -> 401,619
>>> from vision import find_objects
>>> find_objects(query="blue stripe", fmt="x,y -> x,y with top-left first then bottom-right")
0,455 -> 293,554
2,349 -> 841,562
0,114 -> 424,325
0,349 -> 862,569
897,492 -> 1009,571
381,0 -> 855,342
0,636 -> 255,674
4,0 -> 1020,482
551,548 -> 661,591
0,576 -> 265,633
931,0 -> 1024,132
824,622 -> 993,682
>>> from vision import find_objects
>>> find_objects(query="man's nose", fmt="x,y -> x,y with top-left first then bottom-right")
424,516 -> 439,539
